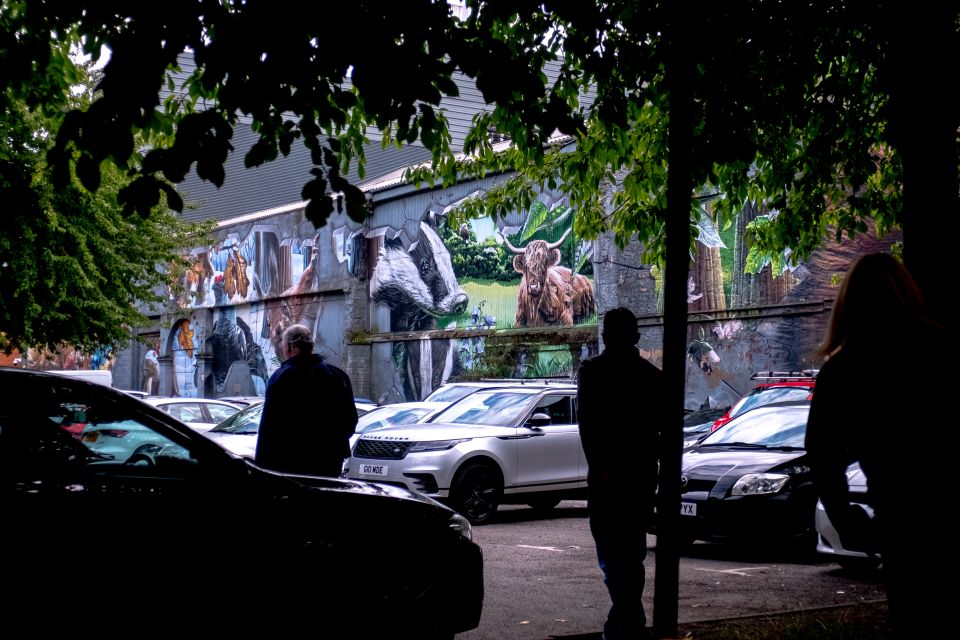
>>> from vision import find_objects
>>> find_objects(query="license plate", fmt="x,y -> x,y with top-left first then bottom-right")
359,463 -> 388,477
680,502 -> 697,516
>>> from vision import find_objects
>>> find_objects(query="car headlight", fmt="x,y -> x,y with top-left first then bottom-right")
731,473 -> 789,496
408,439 -> 469,453
449,512 -> 473,541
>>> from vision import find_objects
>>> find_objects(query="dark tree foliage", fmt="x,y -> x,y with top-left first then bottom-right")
2,3 -> 956,634
3,2 -> 953,312
0,59 -> 209,353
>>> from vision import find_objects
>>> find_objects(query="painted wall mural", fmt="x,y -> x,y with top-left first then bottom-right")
165,297 -> 344,399
163,214 -> 355,398
675,210 -> 902,411
368,197 -> 597,402
160,190 -> 594,402
170,318 -> 201,397
369,212 -> 467,401
503,228 -> 596,327
206,307 -> 270,396
14,345 -> 115,372
134,171 -> 904,411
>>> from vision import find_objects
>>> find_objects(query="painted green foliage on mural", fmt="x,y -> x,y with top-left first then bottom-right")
517,202 -> 593,277
438,217 -> 514,282
436,201 -> 592,286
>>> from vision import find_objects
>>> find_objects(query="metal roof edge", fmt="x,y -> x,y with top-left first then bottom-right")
214,134 -> 578,219
362,133 -> 577,202
215,201 -> 307,228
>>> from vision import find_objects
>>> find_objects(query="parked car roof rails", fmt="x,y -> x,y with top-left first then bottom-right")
477,377 -> 575,385
750,369 -> 819,382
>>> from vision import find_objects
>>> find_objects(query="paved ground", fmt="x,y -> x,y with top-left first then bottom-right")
458,501 -> 886,640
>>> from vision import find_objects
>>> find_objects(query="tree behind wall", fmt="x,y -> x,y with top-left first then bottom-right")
0,60 -> 208,353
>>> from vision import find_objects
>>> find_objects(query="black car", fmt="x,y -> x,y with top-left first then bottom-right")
0,368 -> 482,638
676,401 -> 816,550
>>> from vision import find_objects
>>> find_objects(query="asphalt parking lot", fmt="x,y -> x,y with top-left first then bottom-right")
459,501 -> 885,640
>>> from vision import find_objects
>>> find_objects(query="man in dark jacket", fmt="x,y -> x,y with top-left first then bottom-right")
578,307 -> 665,640
256,324 -> 358,476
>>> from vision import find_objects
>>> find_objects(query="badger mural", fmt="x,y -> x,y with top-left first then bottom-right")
371,213 -> 469,400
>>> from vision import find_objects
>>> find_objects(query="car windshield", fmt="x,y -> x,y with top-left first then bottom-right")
699,405 -> 809,448
357,407 -> 434,433
424,385 -> 480,403
728,386 -> 813,421
210,403 -> 262,434
430,390 -> 534,426
683,408 -> 728,435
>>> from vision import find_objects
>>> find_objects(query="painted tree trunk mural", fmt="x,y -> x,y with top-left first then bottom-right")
731,200 -> 763,307
689,242 -> 726,312
758,265 -> 799,305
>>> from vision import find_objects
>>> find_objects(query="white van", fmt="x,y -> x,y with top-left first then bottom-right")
47,369 -> 113,388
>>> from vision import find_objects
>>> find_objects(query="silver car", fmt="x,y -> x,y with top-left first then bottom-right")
815,462 -> 881,571
344,384 -> 586,524
204,399 -> 429,459
349,401 -> 450,449
141,397 -> 243,432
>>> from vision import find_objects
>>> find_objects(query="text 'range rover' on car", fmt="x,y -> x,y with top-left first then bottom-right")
344,383 -> 586,525
0,368 -> 482,638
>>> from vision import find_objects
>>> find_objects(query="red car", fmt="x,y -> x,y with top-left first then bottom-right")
710,370 -> 817,432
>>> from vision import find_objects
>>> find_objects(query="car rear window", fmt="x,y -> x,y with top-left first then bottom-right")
729,386 -> 813,420
424,385 -> 478,403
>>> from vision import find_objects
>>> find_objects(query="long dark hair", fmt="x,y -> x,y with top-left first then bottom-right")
819,253 -> 927,357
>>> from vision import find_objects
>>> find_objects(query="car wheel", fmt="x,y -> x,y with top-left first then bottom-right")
526,496 -> 561,512
450,461 -> 503,525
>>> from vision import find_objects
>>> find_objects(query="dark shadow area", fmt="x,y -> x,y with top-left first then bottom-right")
487,500 -> 589,525
822,562 -> 885,581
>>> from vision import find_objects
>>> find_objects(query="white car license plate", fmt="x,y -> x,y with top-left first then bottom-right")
680,502 -> 697,516
360,463 -> 388,477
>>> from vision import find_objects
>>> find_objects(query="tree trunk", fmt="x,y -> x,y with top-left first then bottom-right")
654,5 -> 696,636
883,5 -> 957,331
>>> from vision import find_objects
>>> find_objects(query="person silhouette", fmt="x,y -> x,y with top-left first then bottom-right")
256,324 -> 358,476
577,307 -> 665,640
142,339 -> 159,394
805,252 -> 951,639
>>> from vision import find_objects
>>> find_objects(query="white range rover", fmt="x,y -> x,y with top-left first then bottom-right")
343,383 -> 587,524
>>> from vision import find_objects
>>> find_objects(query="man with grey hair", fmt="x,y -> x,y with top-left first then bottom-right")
256,324 -> 358,476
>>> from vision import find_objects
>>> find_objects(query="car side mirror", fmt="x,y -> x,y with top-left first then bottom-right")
526,412 -> 552,427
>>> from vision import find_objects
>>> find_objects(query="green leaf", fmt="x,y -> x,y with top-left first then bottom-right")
519,201 -> 549,242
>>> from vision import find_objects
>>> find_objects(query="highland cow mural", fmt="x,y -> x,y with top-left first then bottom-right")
502,228 -> 596,327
